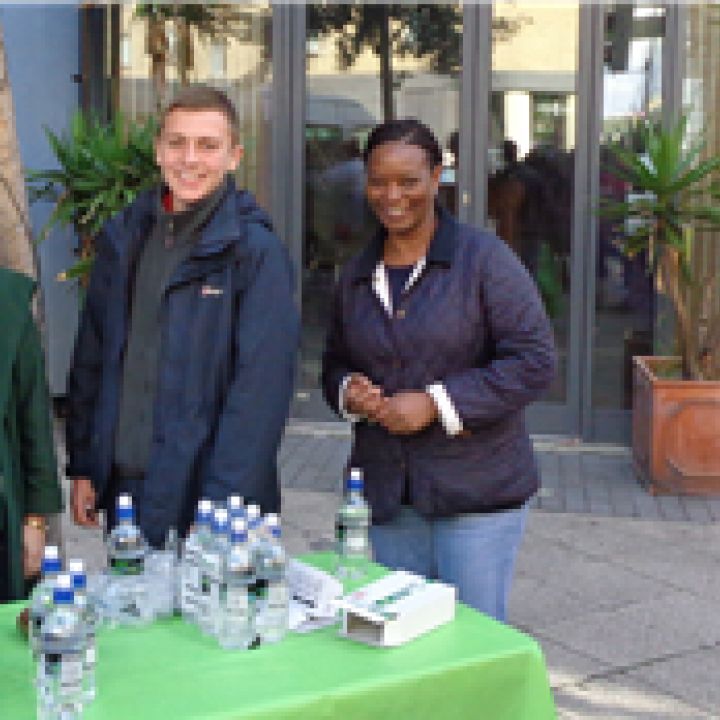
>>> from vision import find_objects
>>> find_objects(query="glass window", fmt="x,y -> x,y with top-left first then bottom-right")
593,3 -> 664,410
115,4 -> 273,211
487,2 -> 580,404
297,3 -> 463,417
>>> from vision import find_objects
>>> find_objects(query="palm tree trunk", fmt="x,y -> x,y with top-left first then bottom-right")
148,16 -> 168,113
0,22 -> 35,278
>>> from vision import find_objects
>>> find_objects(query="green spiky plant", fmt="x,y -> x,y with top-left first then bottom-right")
27,111 -> 159,284
601,115 -> 720,380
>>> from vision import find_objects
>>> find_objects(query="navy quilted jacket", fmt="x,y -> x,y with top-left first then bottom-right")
66,181 -> 299,545
322,208 -> 556,523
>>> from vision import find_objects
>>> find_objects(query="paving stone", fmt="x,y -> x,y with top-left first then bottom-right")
681,497 -> 713,524
703,499 -> 720,522
536,589 -> 720,669
655,495 -> 689,522
553,675 -> 713,720
533,638 -> 613,690
628,645 -> 720,715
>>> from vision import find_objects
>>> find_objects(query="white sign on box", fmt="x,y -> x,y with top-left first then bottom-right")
286,559 -> 344,632
338,571 -> 456,647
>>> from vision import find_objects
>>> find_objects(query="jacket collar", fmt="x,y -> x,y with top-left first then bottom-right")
351,204 -> 458,284
106,175 -> 272,261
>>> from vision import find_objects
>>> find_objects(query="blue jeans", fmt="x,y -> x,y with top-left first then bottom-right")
369,504 -> 529,622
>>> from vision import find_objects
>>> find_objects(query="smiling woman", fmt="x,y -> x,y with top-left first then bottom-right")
321,118 -> 556,622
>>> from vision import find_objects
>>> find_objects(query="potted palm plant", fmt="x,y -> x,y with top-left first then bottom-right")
602,116 -> 720,494
27,111 -> 159,285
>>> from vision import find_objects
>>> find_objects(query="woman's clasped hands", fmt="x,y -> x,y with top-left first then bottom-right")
345,373 -> 437,435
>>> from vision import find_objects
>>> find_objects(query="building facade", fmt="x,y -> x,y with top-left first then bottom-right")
5,3 -> 719,443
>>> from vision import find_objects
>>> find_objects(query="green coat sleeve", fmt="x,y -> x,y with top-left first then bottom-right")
12,318 -> 63,516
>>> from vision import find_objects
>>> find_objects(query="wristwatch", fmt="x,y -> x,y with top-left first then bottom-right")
24,516 -> 46,531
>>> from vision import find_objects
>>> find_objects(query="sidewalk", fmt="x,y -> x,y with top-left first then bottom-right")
61,422 -> 720,719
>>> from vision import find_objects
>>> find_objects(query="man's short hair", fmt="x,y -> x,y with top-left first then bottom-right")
159,85 -> 240,145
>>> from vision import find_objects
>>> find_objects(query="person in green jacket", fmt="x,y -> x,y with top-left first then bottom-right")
0,267 -> 62,602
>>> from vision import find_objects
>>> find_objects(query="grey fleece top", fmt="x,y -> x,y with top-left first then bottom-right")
113,179 -> 229,477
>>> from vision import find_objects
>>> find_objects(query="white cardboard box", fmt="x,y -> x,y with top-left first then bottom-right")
338,571 -> 456,647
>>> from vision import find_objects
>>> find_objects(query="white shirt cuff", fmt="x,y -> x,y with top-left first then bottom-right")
427,383 -> 464,437
339,375 -> 363,423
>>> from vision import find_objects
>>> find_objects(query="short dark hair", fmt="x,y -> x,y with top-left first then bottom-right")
363,118 -> 443,168
159,84 -> 240,145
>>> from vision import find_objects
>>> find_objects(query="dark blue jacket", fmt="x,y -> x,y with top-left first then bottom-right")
322,209 -> 556,523
66,182 -> 299,545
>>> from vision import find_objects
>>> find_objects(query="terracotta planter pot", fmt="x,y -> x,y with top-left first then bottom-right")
632,356 -> 720,495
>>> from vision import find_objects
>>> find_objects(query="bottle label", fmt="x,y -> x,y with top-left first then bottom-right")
110,556 -> 144,575
60,657 -> 83,690
208,582 -> 220,612
267,583 -> 288,610
335,519 -> 346,544
345,535 -> 368,553
225,587 -> 249,613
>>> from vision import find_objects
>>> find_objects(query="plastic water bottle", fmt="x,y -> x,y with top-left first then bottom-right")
228,494 -> 245,520
37,573 -> 85,720
245,504 -> 261,546
254,514 -> 288,644
69,559 -> 97,703
335,468 -> 371,581
218,518 -> 256,650
146,527 -> 178,617
104,494 -> 152,626
198,507 -> 229,636
29,545 -> 62,658
180,499 -> 213,622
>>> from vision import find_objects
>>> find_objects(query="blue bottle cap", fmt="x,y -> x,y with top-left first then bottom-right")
347,468 -> 364,491
53,574 -> 74,605
196,499 -> 213,524
41,557 -> 62,575
212,508 -> 229,533
117,494 -> 134,521
68,559 -> 86,590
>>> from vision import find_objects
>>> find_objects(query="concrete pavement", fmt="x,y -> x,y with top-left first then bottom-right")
59,422 -> 720,719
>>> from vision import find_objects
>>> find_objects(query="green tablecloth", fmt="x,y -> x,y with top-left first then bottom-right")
0,554 -> 556,720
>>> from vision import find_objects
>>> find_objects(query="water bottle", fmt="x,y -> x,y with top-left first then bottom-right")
69,559 -> 98,703
146,527 -> 178,618
254,514 -> 288,644
245,504 -> 262,548
180,499 -> 213,622
197,507 -> 229,637
335,468 -> 371,581
104,494 -> 152,626
218,518 -> 255,650
29,545 -> 62,658
228,494 -> 245,520
37,573 -> 85,720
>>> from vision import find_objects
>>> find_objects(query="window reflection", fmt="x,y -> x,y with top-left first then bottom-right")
297,4 -> 462,417
593,3 -> 664,410
115,4 -> 273,210
488,2 -> 579,403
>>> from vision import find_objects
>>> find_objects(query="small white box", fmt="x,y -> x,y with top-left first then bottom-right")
339,571 -> 456,647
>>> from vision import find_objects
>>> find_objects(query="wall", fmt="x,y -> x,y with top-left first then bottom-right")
1,4 -> 80,395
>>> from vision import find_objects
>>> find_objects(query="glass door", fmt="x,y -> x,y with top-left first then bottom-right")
485,2 -> 582,435
296,3 -> 463,419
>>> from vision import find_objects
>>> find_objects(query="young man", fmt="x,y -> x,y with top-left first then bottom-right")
66,85 -> 299,547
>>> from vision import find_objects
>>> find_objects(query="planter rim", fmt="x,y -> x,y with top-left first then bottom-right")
634,355 -> 720,388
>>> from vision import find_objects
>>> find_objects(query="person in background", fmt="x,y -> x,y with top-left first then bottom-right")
0,267 -> 62,602
66,85 -> 299,547
322,118 -> 556,621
